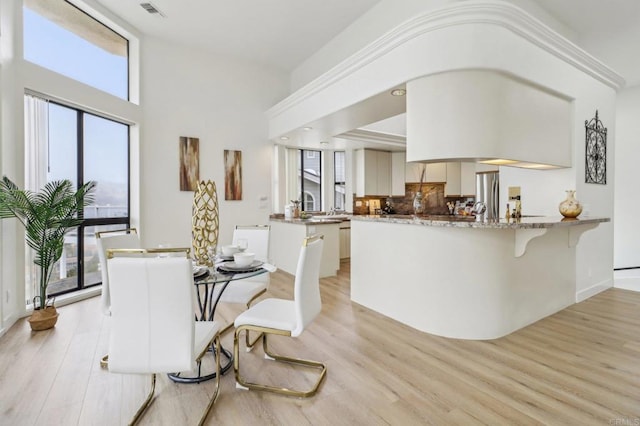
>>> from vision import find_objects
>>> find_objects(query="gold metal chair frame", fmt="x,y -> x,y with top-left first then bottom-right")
107,247 -> 220,425
232,234 -> 326,398
233,326 -> 327,398
129,332 -> 221,426
219,288 -> 266,348
106,247 -> 191,259
96,228 -> 139,369
219,224 -> 271,349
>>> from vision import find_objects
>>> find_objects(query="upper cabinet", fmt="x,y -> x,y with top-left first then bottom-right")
445,162 -> 497,197
444,162 -> 475,197
404,159 -> 446,183
355,149 -> 392,197
391,152 -> 406,196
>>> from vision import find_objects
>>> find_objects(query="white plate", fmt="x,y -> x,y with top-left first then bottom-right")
217,260 -> 263,272
193,266 -> 208,277
218,254 -> 234,261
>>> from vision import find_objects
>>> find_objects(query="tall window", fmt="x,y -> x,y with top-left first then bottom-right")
298,150 -> 322,211
334,151 -> 346,210
23,0 -> 129,100
24,94 -> 130,302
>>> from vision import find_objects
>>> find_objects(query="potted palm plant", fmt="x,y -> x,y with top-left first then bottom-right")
0,176 -> 96,330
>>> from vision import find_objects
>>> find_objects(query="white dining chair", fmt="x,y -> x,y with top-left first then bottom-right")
233,234 -> 327,398
107,247 -> 221,426
218,225 -> 271,347
95,228 -> 140,368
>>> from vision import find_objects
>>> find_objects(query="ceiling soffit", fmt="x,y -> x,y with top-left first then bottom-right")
266,0 -> 625,146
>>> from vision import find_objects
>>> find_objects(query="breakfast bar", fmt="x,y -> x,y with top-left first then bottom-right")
350,215 -> 609,340
269,216 -> 345,277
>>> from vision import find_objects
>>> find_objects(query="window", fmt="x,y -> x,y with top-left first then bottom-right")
24,94 -> 130,302
23,0 -> 129,100
334,151 -> 346,210
298,150 -> 321,211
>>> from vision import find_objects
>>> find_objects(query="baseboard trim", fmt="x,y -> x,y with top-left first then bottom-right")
614,269 -> 640,292
576,279 -> 612,302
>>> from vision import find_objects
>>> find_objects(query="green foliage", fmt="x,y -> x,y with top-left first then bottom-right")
0,176 -> 96,308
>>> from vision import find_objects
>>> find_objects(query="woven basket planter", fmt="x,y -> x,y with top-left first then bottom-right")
28,306 -> 59,331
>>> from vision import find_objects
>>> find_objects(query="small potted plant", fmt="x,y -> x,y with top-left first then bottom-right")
0,176 -> 96,330
290,199 -> 301,218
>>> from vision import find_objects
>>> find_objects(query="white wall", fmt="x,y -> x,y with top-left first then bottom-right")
0,0 -> 144,335
0,0 -> 25,332
273,1 -> 620,304
0,0 -> 289,335
139,38 -> 287,249
613,85 -> 640,269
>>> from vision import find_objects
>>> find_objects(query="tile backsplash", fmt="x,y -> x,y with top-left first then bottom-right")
353,183 -> 472,215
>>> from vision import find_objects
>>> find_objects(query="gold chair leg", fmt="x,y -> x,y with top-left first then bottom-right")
219,322 -> 234,336
197,334 -> 221,426
218,289 -> 267,350
129,373 -> 156,426
243,289 -> 267,351
100,354 -> 109,369
233,325 -> 327,398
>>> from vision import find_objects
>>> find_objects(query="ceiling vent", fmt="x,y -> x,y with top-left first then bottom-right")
140,2 -> 166,17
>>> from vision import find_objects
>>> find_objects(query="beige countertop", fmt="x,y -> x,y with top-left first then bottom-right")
269,216 -> 350,225
350,214 -> 610,229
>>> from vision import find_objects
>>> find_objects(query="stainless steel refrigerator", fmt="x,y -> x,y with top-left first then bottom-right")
476,171 -> 499,220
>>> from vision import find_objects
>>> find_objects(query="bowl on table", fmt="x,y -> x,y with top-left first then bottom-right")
221,245 -> 240,256
233,252 -> 255,267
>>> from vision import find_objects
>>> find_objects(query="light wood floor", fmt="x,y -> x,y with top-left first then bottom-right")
1,260 -> 639,425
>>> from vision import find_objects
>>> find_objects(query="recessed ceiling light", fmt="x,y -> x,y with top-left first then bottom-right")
302,126 -> 313,131
320,141 -> 329,145
390,89 -> 406,96
279,136 -> 289,141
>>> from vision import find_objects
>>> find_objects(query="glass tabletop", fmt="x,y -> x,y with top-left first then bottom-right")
193,265 -> 268,285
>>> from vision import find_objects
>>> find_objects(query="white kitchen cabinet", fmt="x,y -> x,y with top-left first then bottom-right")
444,162 -> 461,196
445,162 -> 495,196
425,163 -> 447,182
460,163 -> 477,196
391,152 -> 406,196
270,220 -> 340,278
405,161 -> 446,183
339,223 -> 351,259
355,149 -> 391,196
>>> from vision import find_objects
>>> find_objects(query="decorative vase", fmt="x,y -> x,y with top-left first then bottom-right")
28,306 -> 58,331
192,180 -> 220,266
413,191 -> 424,215
559,190 -> 583,218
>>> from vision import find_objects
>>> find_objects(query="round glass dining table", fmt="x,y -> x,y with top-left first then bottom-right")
168,263 -> 269,384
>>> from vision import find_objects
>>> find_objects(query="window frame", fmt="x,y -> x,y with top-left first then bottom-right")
298,149 -> 322,212
45,100 -> 131,298
333,151 -> 346,210
23,0 -> 130,100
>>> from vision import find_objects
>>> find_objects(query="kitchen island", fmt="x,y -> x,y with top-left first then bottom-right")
269,215 -> 349,278
350,215 -> 609,340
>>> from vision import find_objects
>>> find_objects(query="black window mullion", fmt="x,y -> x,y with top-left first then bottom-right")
318,152 -> 322,211
299,149 -> 305,211
77,111 -> 85,289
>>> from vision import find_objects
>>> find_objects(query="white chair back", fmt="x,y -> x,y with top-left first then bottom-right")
293,235 -> 324,337
96,229 -> 140,315
232,225 -> 270,262
107,253 -> 196,374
